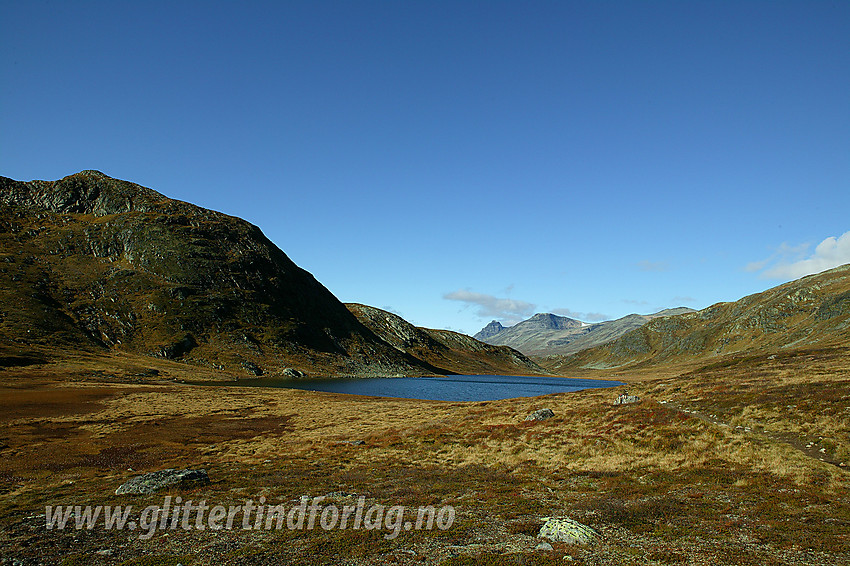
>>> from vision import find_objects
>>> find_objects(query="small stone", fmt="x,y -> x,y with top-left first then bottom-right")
525,408 -> 555,421
96,549 -> 114,556
535,541 -> 554,551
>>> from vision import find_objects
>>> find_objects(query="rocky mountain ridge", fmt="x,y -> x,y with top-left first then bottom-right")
474,320 -> 505,342
476,308 -> 695,356
346,304 -> 544,376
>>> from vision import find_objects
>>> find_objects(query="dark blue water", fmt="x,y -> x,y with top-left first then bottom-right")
220,374 -> 622,402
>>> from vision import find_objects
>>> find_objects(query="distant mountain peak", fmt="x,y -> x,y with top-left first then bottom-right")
473,320 -> 505,341
474,308 -> 696,356
526,313 -> 583,330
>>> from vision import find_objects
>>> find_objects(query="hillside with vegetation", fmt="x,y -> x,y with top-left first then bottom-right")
346,303 -> 544,376
546,264 -> 850,373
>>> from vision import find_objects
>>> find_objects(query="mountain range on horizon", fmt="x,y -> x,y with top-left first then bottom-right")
2,170 -> 848,381
474,308 -> 696,356
547,263 -> 850,373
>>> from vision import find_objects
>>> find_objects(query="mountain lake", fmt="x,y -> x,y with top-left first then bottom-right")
210,374 -> 623,402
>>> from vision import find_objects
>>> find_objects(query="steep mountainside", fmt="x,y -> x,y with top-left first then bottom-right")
346,304 -> 545,375
477,308 -> 694,356
473,320 -> 505,341
548,264 -> 850,372
0,171 -> 444,377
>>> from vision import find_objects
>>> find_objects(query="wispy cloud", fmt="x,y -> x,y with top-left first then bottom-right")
744,242 -> 809,273
551,308 -> 609,322
672,296 -> 697,304
636,260 -> 669,272
443,289 -> 536,323
747,232 -> 850,279
622,299 -> 650,306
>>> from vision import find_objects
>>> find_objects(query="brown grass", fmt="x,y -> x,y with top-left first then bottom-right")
1,347 -> 849,564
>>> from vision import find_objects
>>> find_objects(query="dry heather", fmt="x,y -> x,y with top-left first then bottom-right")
0,346 -> 848,565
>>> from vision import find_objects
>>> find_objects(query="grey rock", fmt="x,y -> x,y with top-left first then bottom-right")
538,517 -> 597,544
282,367 -> 306,378
535,541 -> 554,551
525,408 -> 555,421
613,393 -> 640,405
115,468 -> 209,495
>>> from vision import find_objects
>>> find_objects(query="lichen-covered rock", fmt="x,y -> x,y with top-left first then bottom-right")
538,517 -> 597,544
115,469 -> 209,495
525,408 -> 555,421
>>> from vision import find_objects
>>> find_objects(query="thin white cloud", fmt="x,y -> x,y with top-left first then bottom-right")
636,260 -> 669,272
672,296 -> 697,304
745,242 -> 810,273
622,299 -> 650,306
749,232 -> 850,279
443,289 -> 536,323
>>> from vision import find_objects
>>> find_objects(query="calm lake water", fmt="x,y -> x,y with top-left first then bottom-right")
219,374 -> 623,402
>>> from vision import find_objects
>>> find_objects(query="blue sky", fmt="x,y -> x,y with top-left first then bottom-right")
2,1 -> 849,334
